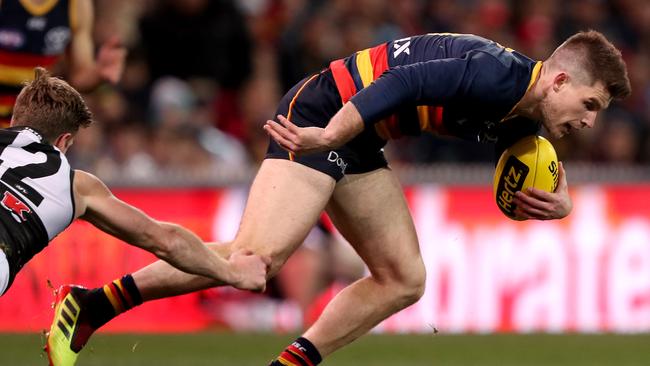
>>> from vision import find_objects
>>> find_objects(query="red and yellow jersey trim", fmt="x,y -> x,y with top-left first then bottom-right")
417,105 -> 444,133
68,0 -> 79,32
0,50 -> 59,86
0,94 -> 18,115
330,60 -> 356,105
18,0 -> 60,16
330,43 -> 389,104
329,42 -> 446,140
1,94 -> 19,127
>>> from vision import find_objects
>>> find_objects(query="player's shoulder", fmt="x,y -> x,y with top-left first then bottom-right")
73,170 -> 110,197
418,33 -> 536,70
417,32 -> 491,44
415,33 -> 500,51
72,169 -> 112,218
463,40 -> 538,93
468,38 -> 536,72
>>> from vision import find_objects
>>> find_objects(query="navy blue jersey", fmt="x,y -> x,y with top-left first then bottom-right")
0,0 -> 74,126
329,33 -> 541,144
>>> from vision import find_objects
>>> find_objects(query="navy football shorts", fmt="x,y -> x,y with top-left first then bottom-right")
266,69 -> 388,181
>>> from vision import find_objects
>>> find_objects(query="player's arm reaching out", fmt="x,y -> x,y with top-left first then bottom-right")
66,0 -> 126,92
73,170 -> 269,291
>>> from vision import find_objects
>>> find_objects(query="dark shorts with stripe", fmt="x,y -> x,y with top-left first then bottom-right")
266,69 -> 388,181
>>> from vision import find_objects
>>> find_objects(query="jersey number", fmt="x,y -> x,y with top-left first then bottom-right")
0,132 -> 62,206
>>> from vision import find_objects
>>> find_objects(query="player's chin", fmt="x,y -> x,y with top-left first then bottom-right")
541,123 -> 562,139
548,127 -> 566,139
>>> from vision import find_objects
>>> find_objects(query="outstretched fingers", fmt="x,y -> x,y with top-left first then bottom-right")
277,115 -> 301,133
264,119 -> 297,152
263,114 -> 330,155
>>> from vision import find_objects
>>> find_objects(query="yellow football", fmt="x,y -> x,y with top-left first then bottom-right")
493,135 -> 559,220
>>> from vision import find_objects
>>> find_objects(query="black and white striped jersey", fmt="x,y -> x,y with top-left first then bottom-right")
0,126 -> 74,288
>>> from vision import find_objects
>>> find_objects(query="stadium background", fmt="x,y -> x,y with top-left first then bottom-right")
2,0 -> 650,364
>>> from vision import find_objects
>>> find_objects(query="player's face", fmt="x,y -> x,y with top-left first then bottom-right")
540,78 -> 610,139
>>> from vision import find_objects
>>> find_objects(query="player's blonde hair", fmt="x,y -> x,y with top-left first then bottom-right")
547,30 -> 631,100
11,67 -> 93,142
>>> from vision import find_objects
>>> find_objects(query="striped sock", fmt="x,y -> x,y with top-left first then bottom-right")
85,274 -> 143,328
101,274 -> 143,315
269,337 -> 322,366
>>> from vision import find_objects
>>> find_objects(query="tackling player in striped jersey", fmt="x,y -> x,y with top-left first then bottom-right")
0,68 -> 269,365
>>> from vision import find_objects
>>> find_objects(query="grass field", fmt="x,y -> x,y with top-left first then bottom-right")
1,332 -> 650,366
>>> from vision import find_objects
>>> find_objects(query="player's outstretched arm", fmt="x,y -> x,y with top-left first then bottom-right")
72,170 -> 268,291
513,162 -> 573,220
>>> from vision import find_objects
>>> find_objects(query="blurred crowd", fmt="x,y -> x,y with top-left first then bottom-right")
66,0 -> 650,181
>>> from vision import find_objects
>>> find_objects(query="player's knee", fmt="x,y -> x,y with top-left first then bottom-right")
380,259 -> 425,308
398,262 -> 426,305
368,265 -> 424,313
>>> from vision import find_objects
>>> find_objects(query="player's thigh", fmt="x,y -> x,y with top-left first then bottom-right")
233,159 -> 336,273
325,168 -> 424,282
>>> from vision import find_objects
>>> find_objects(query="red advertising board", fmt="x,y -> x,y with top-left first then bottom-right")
0,188 -> 224,332
1,185 -> 649,333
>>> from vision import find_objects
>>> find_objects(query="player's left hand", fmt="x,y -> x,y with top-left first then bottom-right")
96,36 -> 126,84
227,249 -> 270,292
513,162 -> 572,220
264,115 -> 333,155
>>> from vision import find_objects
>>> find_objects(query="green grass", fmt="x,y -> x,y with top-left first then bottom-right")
2,332 -> 650,366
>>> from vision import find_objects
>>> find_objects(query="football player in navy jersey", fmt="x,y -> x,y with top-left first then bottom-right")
48,31 -> 631,366
259,32 -> 629,365
0,67 -> 269,364
0,0 -> 125,126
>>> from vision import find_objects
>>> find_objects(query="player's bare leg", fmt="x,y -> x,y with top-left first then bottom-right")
311,168 -> 426,355
269,168 -> 425,365
46,159 -> 336,366
131,159 -> 337,300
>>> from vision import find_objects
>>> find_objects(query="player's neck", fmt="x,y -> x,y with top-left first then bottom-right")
514,93 -> 541,121
513,66 -> 546,121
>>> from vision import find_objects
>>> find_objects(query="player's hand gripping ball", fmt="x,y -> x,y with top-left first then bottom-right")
493,135 -> 559,220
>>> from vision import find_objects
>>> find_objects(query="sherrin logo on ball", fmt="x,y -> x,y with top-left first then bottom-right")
493,135 -> 559,220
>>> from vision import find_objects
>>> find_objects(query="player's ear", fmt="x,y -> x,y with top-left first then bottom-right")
552,72 -> 569,92
53,132 -> 74,153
